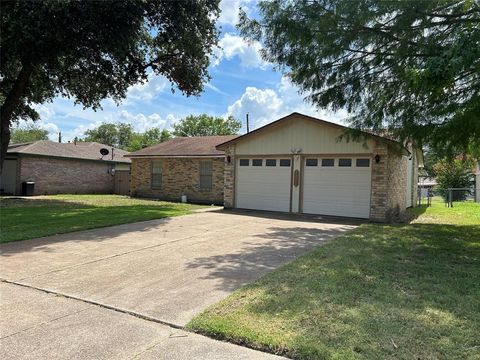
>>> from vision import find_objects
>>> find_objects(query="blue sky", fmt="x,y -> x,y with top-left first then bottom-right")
27,0 -> 348,142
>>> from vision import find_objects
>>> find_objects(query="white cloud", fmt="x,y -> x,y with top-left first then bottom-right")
34,104 -> 55,120
126,73 -> 169,101
226,76 -> 349,131
212,33 -> 267,69
218,0 -> 253,26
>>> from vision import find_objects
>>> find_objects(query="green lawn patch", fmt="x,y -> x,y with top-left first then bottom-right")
188,200 -> 480,359
0,194 -> 204,243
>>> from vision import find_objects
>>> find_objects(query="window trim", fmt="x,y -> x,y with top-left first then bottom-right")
151,160 -> 162,189
279,159 -> 291,167
306,158 -> 318,167
356,158 -> 371,167
321,158 -> 335,167
265,159 -> 277,167
239,159 -> 249,166
199,160 -> 213,191
338,158 -> 352,167
252,159 -> 263,167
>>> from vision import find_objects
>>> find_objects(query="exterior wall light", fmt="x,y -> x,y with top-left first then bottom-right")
374,154 -> 381,163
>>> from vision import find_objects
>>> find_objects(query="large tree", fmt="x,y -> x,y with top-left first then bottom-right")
83,122 -> 134,149
0,0 -> 220,172
173,114 -> 241,137
127,128 -> 171,151
239,0 -> 480,153
10,123 -> 49,144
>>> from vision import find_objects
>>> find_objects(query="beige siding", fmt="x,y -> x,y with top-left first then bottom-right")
235,115 -> 375,155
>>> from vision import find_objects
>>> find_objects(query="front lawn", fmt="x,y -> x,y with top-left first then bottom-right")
0,195 -> 203,243
188,200 -> 480,359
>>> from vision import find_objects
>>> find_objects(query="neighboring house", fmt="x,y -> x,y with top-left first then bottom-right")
217,113 -> 422,222
128,135 -> 236,204
1,140 -> 131,196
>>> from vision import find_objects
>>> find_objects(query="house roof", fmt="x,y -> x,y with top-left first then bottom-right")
127,135 -> 238,158
7,140 -> 131,163
216,112 -> 410,154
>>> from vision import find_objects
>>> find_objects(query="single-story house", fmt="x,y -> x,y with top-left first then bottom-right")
128,135 -> 236,204
129,113 -> 423,221
1,140 -> 131,196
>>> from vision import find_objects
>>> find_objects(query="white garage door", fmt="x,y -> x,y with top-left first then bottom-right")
236,158 -> 291,212
302,157 -> 372,218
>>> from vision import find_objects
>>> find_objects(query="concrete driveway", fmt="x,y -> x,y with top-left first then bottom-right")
1,209 -> 356,359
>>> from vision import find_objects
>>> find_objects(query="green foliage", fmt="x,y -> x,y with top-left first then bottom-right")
433,156 -> 475,200
84,123 -> 134,149
172,114 -> 241,137
239,0 -> 480,153
127,128 -> 171,151
83,122 -> 171,151
10,123 -> 49,143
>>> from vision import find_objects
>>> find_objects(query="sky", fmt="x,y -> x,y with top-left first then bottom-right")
25,0 -> 349,142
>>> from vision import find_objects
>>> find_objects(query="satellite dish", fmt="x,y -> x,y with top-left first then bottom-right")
100,148 -> 109,156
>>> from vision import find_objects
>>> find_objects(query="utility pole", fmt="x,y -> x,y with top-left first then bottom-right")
246,113 -> 250,133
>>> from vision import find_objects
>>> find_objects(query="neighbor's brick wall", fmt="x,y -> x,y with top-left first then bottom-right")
19,156 -> 115,195
130,157 -> 224,204
370,141 -> 408,222
223,145 -> 235,208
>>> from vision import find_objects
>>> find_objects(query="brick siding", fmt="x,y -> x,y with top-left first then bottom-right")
19,156 -> 115,195
130,157 -> 224,204
223,146 -> 235,208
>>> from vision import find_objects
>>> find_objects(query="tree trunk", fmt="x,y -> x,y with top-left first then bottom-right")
0,63 -> 33,174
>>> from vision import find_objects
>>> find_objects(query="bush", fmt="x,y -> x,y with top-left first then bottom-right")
433,157 -> 475,201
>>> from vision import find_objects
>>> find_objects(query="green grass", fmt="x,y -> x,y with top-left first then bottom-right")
0,194 -> 203,243
188,199 -> 480,359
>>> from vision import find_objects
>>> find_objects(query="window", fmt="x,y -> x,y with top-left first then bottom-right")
338,158 -> 352,167
306,158 -> 318,166
322,159 -> 334,167
239,159 -> 249,166
252,159 -> 263,166
266,159 -> 277,167
280,159 -> 291,167
356,158 -> 370,167
199,160 -> 213,190
151,161 -> 162,189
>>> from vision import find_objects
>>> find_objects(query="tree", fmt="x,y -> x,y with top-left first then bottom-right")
10,123 -> 49,143
172,114 -> 241,137
433,156 -> 475,201
84,123 -> 134,149
239,0 -> 480,153
127,128 -> 171,151
0,0 -> 220,171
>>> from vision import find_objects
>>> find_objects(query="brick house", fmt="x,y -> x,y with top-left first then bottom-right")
1,140 -> 131,196
128,136 -> 236,204
129,113 -> 422,221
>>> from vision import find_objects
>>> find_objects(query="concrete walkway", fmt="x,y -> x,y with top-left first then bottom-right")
1,210 -> 356,359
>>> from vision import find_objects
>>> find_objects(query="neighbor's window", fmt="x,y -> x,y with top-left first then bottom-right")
252,159 -> 263,166
266,159 -> 277,167
151,161 -> 162,189
356,158 -> 370,167
199,160 -> 213,190
280,159 -> 291,167
306,158 -> 318,166
339,158 -> 352,167
321,159 -> 334,167
239,159 -> 249,166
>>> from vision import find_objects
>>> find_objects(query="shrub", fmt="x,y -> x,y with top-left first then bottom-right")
433,157 -> 475,201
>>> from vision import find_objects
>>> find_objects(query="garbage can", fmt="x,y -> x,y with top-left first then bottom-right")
22,181 -> 35,196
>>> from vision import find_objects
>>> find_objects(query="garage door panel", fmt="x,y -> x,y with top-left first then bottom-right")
303,158 -> 371,218
236,160 -> 291,212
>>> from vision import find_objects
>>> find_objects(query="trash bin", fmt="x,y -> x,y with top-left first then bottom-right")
22,181 -> 35,196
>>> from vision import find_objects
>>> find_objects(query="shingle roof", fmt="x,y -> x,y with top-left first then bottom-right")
127,135 -> 238,157
8,140 -> 130,163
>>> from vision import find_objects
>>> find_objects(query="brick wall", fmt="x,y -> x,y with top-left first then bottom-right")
223,145 -> 235,208
19,156 -> 115,195
370,141 -> 409,222
130,157 -> 224,204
